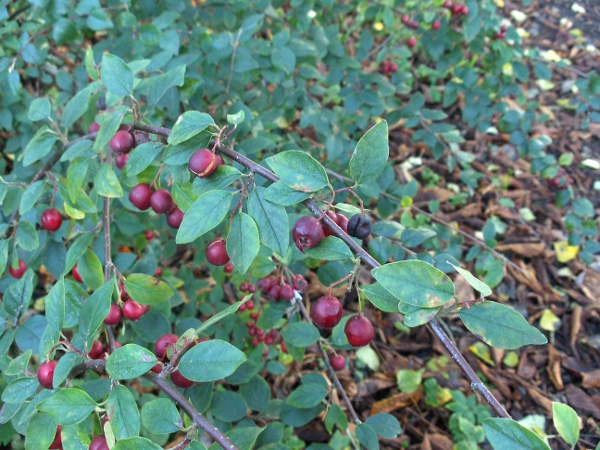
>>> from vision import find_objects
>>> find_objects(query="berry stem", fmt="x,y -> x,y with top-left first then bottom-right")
334,187 -> 365,214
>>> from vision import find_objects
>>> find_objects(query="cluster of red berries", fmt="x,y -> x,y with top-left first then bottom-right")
129,184 -> 184,229
443,1 -> 469,15
401,14 -> 419,30
256,273 -> 307,301
380,60 -> 398,76
311,294 -> 374,348
493,25 -> 508,41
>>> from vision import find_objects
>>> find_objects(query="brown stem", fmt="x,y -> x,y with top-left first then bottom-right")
103,148 -> 116,352
134,123 -> 512,418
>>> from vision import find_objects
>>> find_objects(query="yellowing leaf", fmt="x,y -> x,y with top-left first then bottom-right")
494,0 -> 504,7
469,341 -> 494,366
539,309 -> 561,332
64,203 -> 84,219
373,22 -> 384,31
554,241 -> 579,263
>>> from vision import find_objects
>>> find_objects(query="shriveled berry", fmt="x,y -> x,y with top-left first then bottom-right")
347,214 -> 372,240
115,154 -> 129,169
171,370 -> 194,388
292,216 -> 324,253
257,277 -> 274,293
104,303 -> 122,326
166,207 -> 184,229
344,315 -> 374,347
110,130 -> 134,154
150,189 -> 174,214
205,238 -> 230,266
37,360 -> 57,389
129,184 -> 154,211
292,274 -> 308,291
311,295 -> 343,329
330,354 -> 346,371
41,208 -> 63,232
280,284 -> 294,300
72,264 -> 83,283
189,149 -> 220,178
9,260 -> 27,279
133,130 -> 151,147
155,334 -> 179,361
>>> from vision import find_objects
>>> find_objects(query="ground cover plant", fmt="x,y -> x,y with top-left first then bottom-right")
0,0 -> 599,449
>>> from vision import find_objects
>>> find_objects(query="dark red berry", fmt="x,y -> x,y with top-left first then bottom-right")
88,340 -> 104,359
322,211 -> 341,237
239,303 -> 247,312
461,6 -> 469,14
224,263 -> 234,274
268,285 -> 281,301
189,149 -> 220,178
330,355 -> 346,371
432,20 -> 441,30
344,315 -> 374,347
110,130 -> 134,154
105,303 -> 122,326
9,260 -> 27,279
401,14 -> 410,24
122,299 -> 147,321
154,334 -> 179,361
452,4 -> 464,14
103,341 -> 123,357
166,207 -> 184,229
49,426 -> 62,450
250,312 -> 259,320
280,284 -> 294,300
249,327 -> 257,336
150,189 -> 174,214
155,267 -> 162,277
251,338 -> 260,346
408,20 -> 419,29
133,130 -> 151,147
246,300 -> 255,310
311,295 -> 343,329
88,122 -> 101,134
281,341 -> 288,353
72,264 -> 83,283
257,277 -> 273,293
129,184 -> 154,211
171,370 -> 194,389
89,435 -> 109,450
145,230 -> 154,241
269,330 -> 280,339
265,337 -> 274,345
115,154 -> 129,169
246,321 -> 256,328
240,282 -> 249,292
38,360 -> 57,389
408,37 -> 417,48
248,284 -> 256,293
347,214 -> 372,240
151,363 -> 162,374
389,62 -> 398,73
292,274 -> 308,291
292,216 -> 324,253
205,238 -> 230,266
41,208 -> 63,232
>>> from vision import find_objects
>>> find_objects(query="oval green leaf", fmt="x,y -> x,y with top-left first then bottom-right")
265,150 -> 328,193
178,339 -> 246,382
483,418 -> 551,450
38,388 -> 97,425
176,190 -> 233,244
349,120 -> 389,185
106,344 -> 157,380
125,273 -> 174,305
226,213 -> 260,274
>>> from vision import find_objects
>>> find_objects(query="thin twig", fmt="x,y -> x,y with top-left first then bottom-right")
102,147 -> 116,352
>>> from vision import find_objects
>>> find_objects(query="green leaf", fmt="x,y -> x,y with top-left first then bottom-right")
144,65 -> 186,106
247,187 -> 289,256
227,110 -> 245,126
239,375 -> 270,412
349,120 -> 389,185
366,413 -> 402,439
4,269 -> 34,320
401,228 -> 437,247
402,305 -> 441,327
124,142 -> 163,177
552,402 -> 579,447
168,111 -> 215,145
28,98 -> 51,121
38,388 -> 97,425
304,236 -> 353,261
263,180 -> 311,206
325,404 -> 348,433
192,165 -> 243,195
16,221 -> 39,251
448,262 -> 492,298
371,261 -> 455,308
286,384 -> 327,408
176,190 -> 233,244
178,339 -> 246,382
52,18 -> 79,45
196,298 -> 250,335
141,398 -> 182,434
78,280 -> 113,347
64,233 -> 95,275
357,423 -> 380,450
106,344 -> 157,380
171,182 -> 198,212
209,427 -> 263,450
52,352 -> 82,388
459,302 -> 548,350
87,7 -> 114,31
2,377 -> 39,403
112,437 -> 163,450
125,273 -> 174,305
265,151 -> 328,192
396,369 -> 424,394
62,84 -> 94,128
24,412 -> 56,450
45,278 -> 66,332
94,163 -> 123,198
67,158 -> 90,204
93,106 -> 128,154
106,386 -> 140,440
101,54 -> 133,97
226,213 -> 260,274
362,283 -> 401,313
77,249 -> 104,290
281,322 -> 320,347
483,418 -> 551,450
19,181 -> 44,215
23,127 -> 58,166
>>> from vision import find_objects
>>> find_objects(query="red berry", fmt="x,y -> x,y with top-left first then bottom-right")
249,327 -> 257,336
322,211 -> 341,237
268,285 -> 281,301
292,274 -> 308,291
104,303 -> 122,326
102,340 -> 123,357
89,435 -> 109,450
432,20 -> 441,30
246,321 -> 256,328
151,363 -> 162,374
443,0 -> 453,7
311,295 -> 343,329
154,334 -> 179,360
408,37 -> 417,48
72,264 -> 83,283
257,277 -> 273,293
166,207 -> 184,229
401,14 -> 410,24
215,154 -> 225,167
344,315 -> 374,347
461,6 -> 469,14
224,263 -> 234,274
240,282 -> 249,292
239,303 -> 247,312
145,230 -> 154,241
41,208 -> 63,232
280,284 -> 294,301
246,300 -> 255,310
256,329 -> 265,337
452,4 -> 464,14
500,25 -> 508,32
122,299 -> 147,321
269,330 -> 280,340
248,284 -> 256,293
250,312 -> 260,320
265,337 -> 274,345
110,130 -> 134,154
408,20 -> 419,29
292,216 -> 324,253
150,189 -> 174,214
251,338 -> 260,346
88,122 -> 101,134
37,360 -> 57,389
188,149 -> 220,178
118,124 -> 131,132
389,62 -> 398,73
88,340 -> 105,359
49,426 -> 62,449
205,238 -> 230,266
171,370 -> 194,389
330,355 -> 346,371
115,154 -> 129,169
155,267 -> 162,277
129,184 -> 154,211
9,260 -> 27,279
